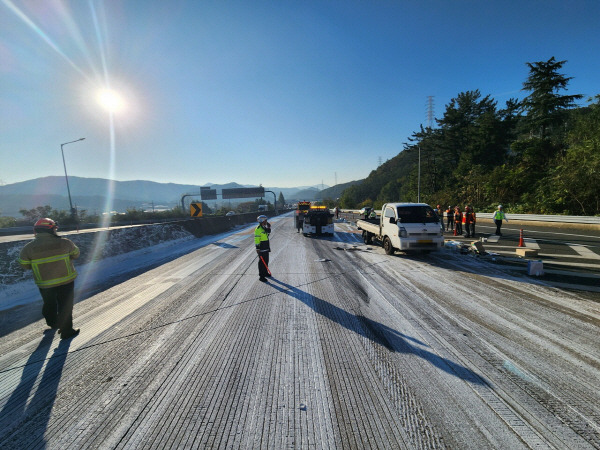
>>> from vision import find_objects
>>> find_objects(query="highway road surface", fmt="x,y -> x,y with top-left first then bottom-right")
1,214 -> 599,448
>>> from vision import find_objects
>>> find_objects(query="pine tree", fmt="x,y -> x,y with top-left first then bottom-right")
521,57 -> 583,138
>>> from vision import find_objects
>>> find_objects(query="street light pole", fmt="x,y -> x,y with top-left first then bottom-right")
60,137 -> 85,219
417,145 -> 421,203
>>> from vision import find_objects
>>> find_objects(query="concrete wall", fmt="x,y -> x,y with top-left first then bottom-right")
0,211 -> 277,288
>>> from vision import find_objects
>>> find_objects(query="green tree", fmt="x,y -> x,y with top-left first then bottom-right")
19,205 -> 53,223
278,191 -> 286,207
543,96 -> 600,214
521,57 -> 583,139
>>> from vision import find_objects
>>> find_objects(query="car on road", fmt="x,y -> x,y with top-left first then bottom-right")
225,211 -> 235,216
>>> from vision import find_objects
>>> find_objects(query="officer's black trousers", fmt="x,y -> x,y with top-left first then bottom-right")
258,252 -> 270,278
39,281 -> 74,333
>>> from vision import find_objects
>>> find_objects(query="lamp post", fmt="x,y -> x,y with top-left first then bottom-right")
417,145 -> 421,203
60,138 -> 85,219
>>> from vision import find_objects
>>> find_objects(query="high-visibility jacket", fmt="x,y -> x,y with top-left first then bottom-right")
454,211 -> 463,223
254,224 -> 271,252
19,233 -> 80,288
493,210 -> 507,221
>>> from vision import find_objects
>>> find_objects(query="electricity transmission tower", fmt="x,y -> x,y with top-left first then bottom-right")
427,96 -> 435,129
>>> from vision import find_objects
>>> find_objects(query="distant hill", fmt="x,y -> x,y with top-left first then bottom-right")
318,180 -> 363,201
0,176 -> 331,217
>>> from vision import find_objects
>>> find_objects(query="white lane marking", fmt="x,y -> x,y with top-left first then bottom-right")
569,244 -> 600,260
524,238 -> 540,249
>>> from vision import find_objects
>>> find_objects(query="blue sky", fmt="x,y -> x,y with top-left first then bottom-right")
1,0 -> 599,189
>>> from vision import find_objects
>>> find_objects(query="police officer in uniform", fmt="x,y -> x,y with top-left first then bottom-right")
493,205 -> 508,235
255,215 -> 271,282
19,218 -> 80,339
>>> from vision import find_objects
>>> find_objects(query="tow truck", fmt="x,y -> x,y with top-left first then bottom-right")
302,205 -> 334,236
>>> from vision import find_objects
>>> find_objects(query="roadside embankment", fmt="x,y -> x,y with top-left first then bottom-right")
0,212 -> 273,289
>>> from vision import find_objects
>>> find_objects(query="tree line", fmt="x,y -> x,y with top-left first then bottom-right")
5,197 -> 284,228
339,57 -> 600,216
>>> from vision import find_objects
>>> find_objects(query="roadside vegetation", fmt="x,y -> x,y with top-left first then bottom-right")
6,198 -> 280,229
340,57 -> 600,216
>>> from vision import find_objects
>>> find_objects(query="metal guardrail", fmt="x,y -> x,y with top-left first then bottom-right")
473,213 -> 600,224
345,210 -> 600,225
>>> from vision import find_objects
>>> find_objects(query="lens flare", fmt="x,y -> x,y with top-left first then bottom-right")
97,89 -> 125,113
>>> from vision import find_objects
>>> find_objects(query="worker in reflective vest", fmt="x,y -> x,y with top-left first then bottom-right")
493,205 -> 508,235
463,205 -> 475,238
255,215 -> 271,282
445,206 -> 454,232
18,218 -> 80,339
454,207 -> 463,235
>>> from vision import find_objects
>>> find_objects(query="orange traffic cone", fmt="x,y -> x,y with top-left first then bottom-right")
518,229 -> 524,247
453,227 -> 457,237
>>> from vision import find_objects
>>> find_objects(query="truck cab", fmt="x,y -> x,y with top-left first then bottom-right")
303,205 -> 334,236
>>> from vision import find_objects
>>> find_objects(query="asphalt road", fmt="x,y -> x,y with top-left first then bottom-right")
1,214 -> 599,448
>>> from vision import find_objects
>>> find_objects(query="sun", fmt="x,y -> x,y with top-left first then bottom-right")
97,88 -> 125,113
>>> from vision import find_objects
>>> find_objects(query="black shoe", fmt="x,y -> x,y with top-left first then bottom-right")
259,277 -> 268,282
60,328 -> 80,340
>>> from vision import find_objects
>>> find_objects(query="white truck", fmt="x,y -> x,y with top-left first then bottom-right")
356,202 -> 444,254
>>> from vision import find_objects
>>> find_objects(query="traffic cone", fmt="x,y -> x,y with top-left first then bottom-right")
518,229 -> 524,247
453,227 -> 457,236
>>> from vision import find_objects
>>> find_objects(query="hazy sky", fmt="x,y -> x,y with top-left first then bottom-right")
1,0 -> 599,188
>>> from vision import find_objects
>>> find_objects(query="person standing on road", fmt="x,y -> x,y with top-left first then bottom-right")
463,205 -> 475,238
296,210 -> 305,233
454,206 -> 463,236
493,205 -> 508,235
255,215 -> 271,282
468,206 -> 477,238
446,206 -> 454,232
18,218 -> 81,339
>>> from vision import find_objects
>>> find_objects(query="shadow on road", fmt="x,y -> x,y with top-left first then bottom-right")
267,277 -> 487,386
0,334 -> 71,447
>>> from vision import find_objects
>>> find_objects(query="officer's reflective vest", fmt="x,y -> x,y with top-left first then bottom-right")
493,210 -> 506,220
19,233 -> 80,288
254,224 -> 270,252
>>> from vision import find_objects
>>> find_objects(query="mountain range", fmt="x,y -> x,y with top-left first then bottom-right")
0,176 -> 340,217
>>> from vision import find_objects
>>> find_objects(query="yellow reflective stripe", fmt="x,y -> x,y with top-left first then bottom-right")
35,272 -> 77,287
28,254 -> 77,286
28,253 -> 72,265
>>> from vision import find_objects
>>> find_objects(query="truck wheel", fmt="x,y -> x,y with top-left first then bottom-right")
363,231 -> 372,244
383,237 -> 395,255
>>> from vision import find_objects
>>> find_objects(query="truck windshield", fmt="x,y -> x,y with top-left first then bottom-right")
396,206 -> 438,223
